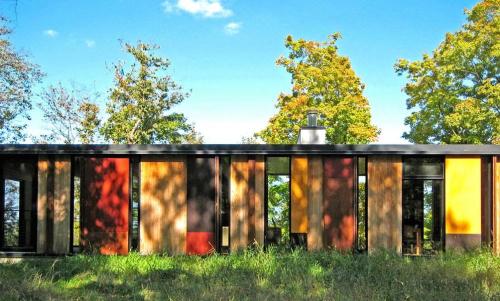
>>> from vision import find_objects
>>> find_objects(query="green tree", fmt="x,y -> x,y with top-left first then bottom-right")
38,83 -> 101,144
267,175 -> 290,242
78,102 -> 101,144
395,0 -> 499,144
101,42 -> 202,144
0,17 -> 43,143
256,34 -> 379,144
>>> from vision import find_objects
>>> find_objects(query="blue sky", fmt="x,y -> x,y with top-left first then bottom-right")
1,0 -> 478,143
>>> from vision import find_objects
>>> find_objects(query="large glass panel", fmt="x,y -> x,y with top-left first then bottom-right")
1,158 -> 36,251
266,157 -> 290,246
131,159 -> 140,250
402,179 -> 443,255
4,180 -> 20,246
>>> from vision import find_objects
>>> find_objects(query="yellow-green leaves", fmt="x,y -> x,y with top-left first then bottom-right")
256,34 -> 379,144
396,0 -> 500,144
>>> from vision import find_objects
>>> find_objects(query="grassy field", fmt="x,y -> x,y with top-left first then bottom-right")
0,249 -> 499,301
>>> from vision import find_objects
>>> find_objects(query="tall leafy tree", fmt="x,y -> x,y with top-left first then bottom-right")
396,0 -> 499,144
101,42 -> 202,144
38,83 -> 101,144
256,34 -> 379,144
0,17 -> 43,143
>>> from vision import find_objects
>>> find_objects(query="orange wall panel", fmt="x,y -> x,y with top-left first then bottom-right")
140,158 -> 187,255
291,156 -> 308,234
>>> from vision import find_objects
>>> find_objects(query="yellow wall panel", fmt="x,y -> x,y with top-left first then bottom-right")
291,156 -> 308,233
445,157 -> 481,235
140,157 -> 187,255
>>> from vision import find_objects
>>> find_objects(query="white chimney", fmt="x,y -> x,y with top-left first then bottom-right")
298,110 -> 326,144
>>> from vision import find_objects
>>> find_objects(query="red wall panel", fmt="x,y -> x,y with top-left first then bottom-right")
323,157 -> 355,250
81,158 -> 130,255
186,232 -> 214,255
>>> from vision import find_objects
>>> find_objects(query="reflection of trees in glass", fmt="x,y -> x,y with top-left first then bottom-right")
423,180 -> 433,250
73,177 -> 80,246
357,177 -> 366,250
268,175 -> 289,242
131,172 -> 140,248
4,180 -> 20,246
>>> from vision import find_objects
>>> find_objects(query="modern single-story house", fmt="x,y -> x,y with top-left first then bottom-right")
0,142 -> 499,256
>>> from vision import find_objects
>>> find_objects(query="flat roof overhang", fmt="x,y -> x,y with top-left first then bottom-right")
0,144 -> 498,156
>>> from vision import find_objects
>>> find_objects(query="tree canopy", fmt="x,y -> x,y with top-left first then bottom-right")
38,83 -> 101,144
101,42 -> 202,144
0,17 -> 43,143
396,0 -> 499,144
256,34 -> 379,144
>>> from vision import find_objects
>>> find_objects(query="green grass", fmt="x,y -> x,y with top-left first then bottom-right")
0,248 -> 499,301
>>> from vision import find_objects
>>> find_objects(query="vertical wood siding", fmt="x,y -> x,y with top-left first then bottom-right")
254,156 -> 265,246
323,157 -> 355,250
230,156 -> 249,251
291,156 -> 308,234
186,157 -> 216,255
36,159 -> 49,254
445,157 -> 482,250
307,156 -> 323,250
367,156 -> 402,254
36,156 -> 71,254
494,156 -> 500,255
140,157 -> 187,255
52,159 -> 71,254
81,158 -> 130,255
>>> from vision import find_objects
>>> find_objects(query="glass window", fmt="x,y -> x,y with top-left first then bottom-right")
219,156 -> 230,253
403,157 -> 443,178
402,157 -> 444,255
1,158 -> 36,251
357,157 -> 367,251
265,157 -> 290,246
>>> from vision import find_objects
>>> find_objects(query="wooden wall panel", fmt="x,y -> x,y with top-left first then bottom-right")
81,158 -> 130,255
52,158 -> 71,254
445,157 -> 482,250
254,156 -> 265,246
323,157 -> 355,250
494,156 -> 500,255
248,158 -> 256,243
37,156 -> 71,254
186,157 -> 216,255
36,158 -> 49,254
140,157 -> 187,255
307,156 -> 323,251
230,155 -> 248,251
367,156 -> 402,254
291,156 -> 308,234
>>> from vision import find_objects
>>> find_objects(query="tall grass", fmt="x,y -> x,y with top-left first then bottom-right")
0,248 -> 498,300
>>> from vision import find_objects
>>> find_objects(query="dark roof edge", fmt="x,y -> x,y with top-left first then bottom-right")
0,144 -> 498,155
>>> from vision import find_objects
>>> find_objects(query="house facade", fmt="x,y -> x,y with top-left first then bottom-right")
0,144 -> 499,256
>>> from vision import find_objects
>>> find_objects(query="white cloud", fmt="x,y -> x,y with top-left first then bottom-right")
85,39 -> 96,48
43,29 -> 58,38
163,0 -> 232,18
224,22 -> 241,35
